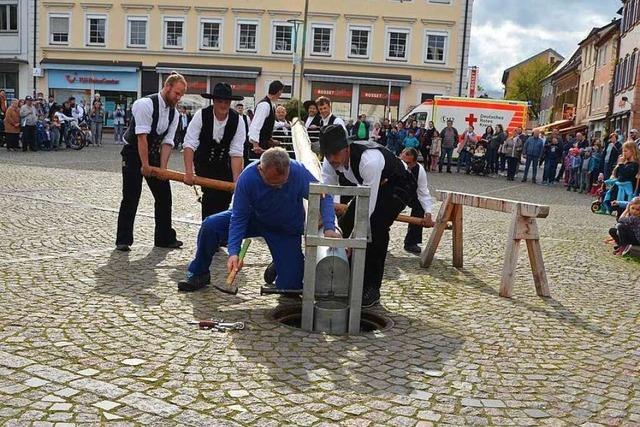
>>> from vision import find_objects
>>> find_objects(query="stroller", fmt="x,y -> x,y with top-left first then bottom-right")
468,140 -> 488,176
591,177 -> 638,215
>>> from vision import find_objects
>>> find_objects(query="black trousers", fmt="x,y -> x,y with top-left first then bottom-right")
404,204 -> 425,246
6,133 -> 19,150
116,151 -> 177,246
22,125 -> 36,151
506,157 -> 518,180
201,188 -> 232,221
339,184 -> 406,297
609,224 -> 640,246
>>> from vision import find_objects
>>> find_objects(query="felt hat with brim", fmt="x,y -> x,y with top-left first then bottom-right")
303,100 -> 317,111
319,124 -> 349,156
201,82 -> 243,101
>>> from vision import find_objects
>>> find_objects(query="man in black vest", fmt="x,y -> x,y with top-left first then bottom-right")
248,80 -> 283,159
183,83 -> 246,220
320,125 -> 418,308
316,96 -> 347,132
303,100 -> 322,129
235,103 -> 251,165
115,73 -> 186,251
400,148 -> 435,254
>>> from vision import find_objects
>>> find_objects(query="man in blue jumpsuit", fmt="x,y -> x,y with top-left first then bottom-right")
178,147 -> 339,292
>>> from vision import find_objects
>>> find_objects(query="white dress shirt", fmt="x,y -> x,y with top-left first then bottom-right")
128,92 -> 179,146
408,162 -> 433,214
248,100 -> 273,143
183,109 -> 246,157
322,148 -> 384,218
305,115 -> 319,128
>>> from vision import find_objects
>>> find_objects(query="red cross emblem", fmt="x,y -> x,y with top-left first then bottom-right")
465,113 -> 478,126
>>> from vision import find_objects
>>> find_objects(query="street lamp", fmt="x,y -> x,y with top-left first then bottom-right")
287,19 -> 304,101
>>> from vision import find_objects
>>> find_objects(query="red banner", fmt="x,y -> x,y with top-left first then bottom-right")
358,85 -> 400,106
468,67 -> 478,98
210,77 -> 256,97
311,82 -> 353,103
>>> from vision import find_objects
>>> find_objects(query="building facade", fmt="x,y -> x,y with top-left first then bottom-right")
546,48 -> 581,124
587,20 -> 620,138
501,48 -> 563,99
37,0 -> 474,123
0,0 -> 36,99
612,0 -> 640,137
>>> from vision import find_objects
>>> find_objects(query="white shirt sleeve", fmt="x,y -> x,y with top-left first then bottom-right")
229,116 -> 246,157
321,158 -> 340,185
333,117 -> 348,133
132,98 -> 153,135
248,101 -> 271,143
416,165 -> 433,214
162,108 -> 179,147
358,150 -> 385,218
183,109 -> 203,151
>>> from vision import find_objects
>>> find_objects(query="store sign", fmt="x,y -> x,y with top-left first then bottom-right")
211,77 -> 255,97
163,74 -> 207,95
48,69 -> 138,91
311,82 -> 352,103
358,85 -> 400,106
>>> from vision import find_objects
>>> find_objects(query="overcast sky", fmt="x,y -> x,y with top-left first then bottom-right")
470,0 -> 621,98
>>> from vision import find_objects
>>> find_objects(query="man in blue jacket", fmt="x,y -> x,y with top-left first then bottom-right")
178,147 -> 340,292
522,129 -> 544,183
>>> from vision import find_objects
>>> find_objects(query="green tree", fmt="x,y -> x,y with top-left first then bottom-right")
284,98 -> 306,122
505,58 -> 555,120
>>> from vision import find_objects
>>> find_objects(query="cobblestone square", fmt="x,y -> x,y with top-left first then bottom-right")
0,146 -> 638,426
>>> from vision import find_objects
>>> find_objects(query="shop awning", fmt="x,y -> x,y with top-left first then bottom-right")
533,119 -> 573,132
40,58 -> 141,73
559,124 -> 588,135
304,69 -> 411,87
587,113 -> 608,122
155,63 -> 261,79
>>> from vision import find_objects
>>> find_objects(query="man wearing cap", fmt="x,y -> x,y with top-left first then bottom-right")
183,83 -> 246,220
177,147 -> 340,293
303,100 -> 322,129
320,125 -> 422,307
115,73 -> 186,252
248,80 -> 284,159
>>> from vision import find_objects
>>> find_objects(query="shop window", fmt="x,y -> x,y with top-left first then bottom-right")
86,15 -> 107,46
49,14 -> 69,45
425,31 -> 447,64
127,17 -> 147,48
348,26 -> 371,59
386,28 -> 409,61
272,23 -> 293,54
201,19 -> 222,50
164,18 -> 184,49
237,21 -> 258,52
0,2 -> 17,32
311,25 -> 332,56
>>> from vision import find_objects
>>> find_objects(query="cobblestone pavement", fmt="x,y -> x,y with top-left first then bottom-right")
0,146 -> 638,427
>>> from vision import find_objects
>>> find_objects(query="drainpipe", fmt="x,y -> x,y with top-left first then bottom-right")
458,0 -> 470,97
33,0 -> 37,96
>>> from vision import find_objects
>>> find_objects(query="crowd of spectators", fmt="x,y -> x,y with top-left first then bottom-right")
0,90 -> 128,152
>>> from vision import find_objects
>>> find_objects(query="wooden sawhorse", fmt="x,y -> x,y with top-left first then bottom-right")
420,191 -> 551,298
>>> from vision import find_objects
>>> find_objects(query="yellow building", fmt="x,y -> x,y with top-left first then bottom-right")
502,48 -> 563,99
37,0 -> 473,123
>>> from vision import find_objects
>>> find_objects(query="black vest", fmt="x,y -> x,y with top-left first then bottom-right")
324,114 -> 337,126
122,94 -> 176,166
194,106 -> 239,180
342,141 -> 417,205
307,114 -> 322,127
258,96 -> 275,147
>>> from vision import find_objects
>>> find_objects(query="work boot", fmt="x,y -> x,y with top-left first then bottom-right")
115,244 -> 130,252
263,262 -> 276,285
178,272 -> 210,292
404,244 -> 422,254
361,288 -> 380,308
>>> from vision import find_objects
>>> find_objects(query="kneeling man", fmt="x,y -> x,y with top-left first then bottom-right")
178,147 -> 339,292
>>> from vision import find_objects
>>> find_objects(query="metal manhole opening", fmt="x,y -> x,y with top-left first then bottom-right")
269,303 -> 393,335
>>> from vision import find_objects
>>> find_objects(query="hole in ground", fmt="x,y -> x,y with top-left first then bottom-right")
269,303 -> 393,334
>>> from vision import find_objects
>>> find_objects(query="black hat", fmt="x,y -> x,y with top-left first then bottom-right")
303,100 -> 317,111
202,82 -> 243,101
319,125 -> 349,156
25,95 -> 33,101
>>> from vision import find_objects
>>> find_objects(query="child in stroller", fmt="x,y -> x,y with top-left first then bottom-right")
467,139 -> 488,175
